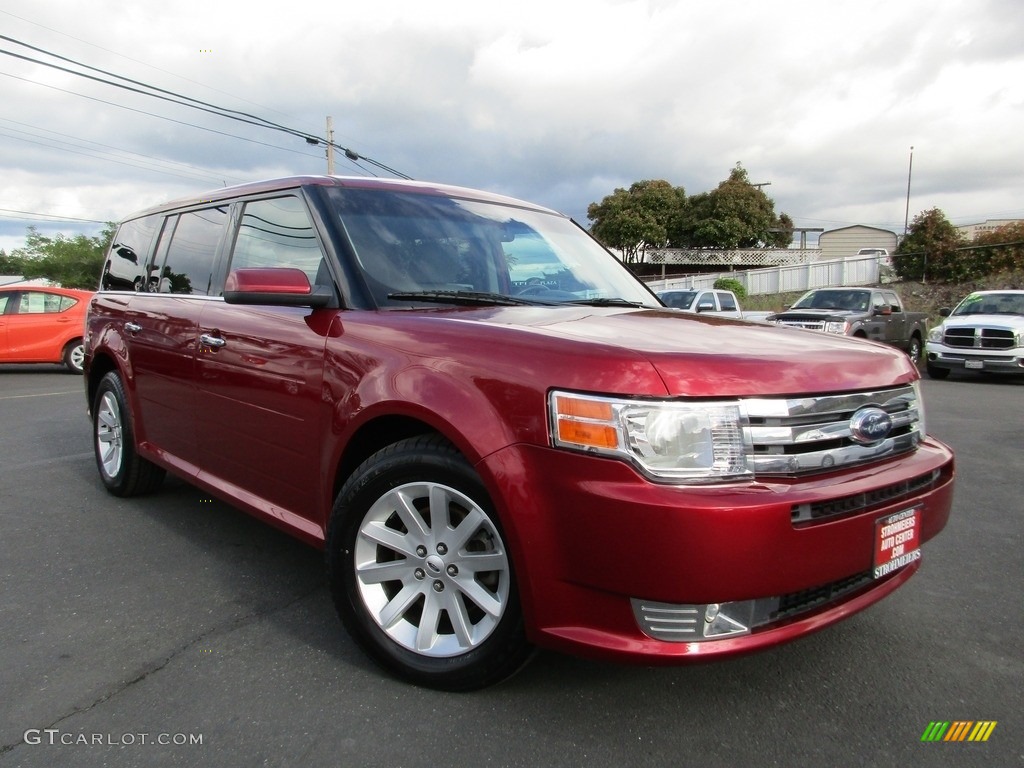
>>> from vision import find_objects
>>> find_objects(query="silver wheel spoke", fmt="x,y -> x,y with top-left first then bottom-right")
416,594 -> 443,651
392,488 -> 432,542
461,551 -> 506,573
455,577 -> 504,618
360,520 -> 418,558
356,558 -> 415,585
377,582 -> 424,629
443,589 -> 475,648
427,484 -> 451,526
449,506 -> 486,550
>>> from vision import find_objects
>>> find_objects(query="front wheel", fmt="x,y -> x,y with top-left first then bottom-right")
93,371 -> 166,496
326,435 -> 531,690
906,335 -> 922,364
926,362 -> 950,380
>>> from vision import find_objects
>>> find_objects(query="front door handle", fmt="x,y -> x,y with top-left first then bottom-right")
199,333 -> 226,349
125,321 -> 142,334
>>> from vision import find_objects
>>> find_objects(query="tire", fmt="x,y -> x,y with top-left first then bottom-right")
92,371 -> 166,496
906,335 -> 922,364
62,338 -> 85,374
326,435 -> 531,690
926,362 -> 950,380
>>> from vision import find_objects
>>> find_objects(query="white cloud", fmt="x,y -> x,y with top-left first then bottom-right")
0,0 -> 1022,253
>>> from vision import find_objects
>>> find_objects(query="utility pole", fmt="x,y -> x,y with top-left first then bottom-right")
903,146 -> 914,235
326,116 -> 335,175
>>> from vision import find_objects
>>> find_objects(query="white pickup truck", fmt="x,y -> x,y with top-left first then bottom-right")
657,288 -> 744,319
926,290 -> 1024,379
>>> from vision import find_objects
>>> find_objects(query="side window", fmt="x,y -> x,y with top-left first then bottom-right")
230,196 -> 325,284
0,295 -> 8,313
16,292 -> 69,314
696,292 -> 716,311
871,292 -> 886,311
717,292 -> 738,311
883,291 -> 901,311
157,207 -> 229,295
102,214 -> 163,291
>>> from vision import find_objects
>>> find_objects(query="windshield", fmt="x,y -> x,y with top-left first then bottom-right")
791,289 -> 870,311
326,187 -> 657,308
659,291 -> 697,310
951,292 -> 1024,316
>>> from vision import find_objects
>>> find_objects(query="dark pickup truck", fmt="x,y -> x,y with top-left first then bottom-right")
768,287 -> 927,362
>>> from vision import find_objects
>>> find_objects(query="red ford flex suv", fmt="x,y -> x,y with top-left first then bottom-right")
84,176 -> 955,689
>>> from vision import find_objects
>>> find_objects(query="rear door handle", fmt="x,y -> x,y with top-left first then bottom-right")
199,333 -> 226,349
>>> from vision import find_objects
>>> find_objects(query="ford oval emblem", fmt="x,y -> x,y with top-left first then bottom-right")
849,406 -> 893,445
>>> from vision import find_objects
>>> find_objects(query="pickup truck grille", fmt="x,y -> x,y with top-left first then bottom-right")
776,320 -> 825,331
742,384 -> 922,475
944,326 -> 1016,349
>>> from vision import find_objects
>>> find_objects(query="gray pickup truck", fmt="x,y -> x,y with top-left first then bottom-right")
768,287 -> 927,362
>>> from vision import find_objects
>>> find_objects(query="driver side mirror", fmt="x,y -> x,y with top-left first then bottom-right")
224,268 -> 333,308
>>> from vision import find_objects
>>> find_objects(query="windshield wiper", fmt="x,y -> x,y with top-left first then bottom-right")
565,297 -> 647,308
387,290 -> 542,307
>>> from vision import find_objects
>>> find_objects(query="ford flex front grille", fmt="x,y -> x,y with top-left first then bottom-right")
741,384 -> 923,476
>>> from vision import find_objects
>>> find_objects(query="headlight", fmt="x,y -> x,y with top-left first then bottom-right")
550,391 -> 752,483
825,320 -> 849,334
913,381 -> 927,438
927,326 -> 943,343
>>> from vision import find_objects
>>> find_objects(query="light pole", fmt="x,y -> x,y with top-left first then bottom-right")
903,146 -> 914,235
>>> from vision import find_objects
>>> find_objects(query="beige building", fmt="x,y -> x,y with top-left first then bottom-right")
818,225 -> 898,261
956,219 -> 1022,240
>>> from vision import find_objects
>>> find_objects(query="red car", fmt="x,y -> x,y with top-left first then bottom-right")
83,176 -> 955,690
0,285 -> 92,373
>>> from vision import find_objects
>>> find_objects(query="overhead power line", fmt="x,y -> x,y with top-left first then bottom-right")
0,33 -> 412,180
0,116 -> 246,184
0,70 -> 325,162
0,7 -> 307,132
0,207 -> 107,224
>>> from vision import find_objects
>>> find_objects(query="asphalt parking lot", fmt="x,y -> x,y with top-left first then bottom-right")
0,366 -> 1021,768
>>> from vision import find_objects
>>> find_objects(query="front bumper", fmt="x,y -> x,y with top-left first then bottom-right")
479,438 -> 955,663
926,343 -> 1024,374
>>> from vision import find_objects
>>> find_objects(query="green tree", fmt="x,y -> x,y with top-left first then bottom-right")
587,180 -> 686,263
894,209 -> 965,281
0,249 -> 25,275
972,221 -> 1024,275
713,277 -> 747,300
671,164 -> 792,249
9,224 -> 115,289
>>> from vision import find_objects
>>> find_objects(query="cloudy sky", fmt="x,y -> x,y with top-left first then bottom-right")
1,0 -> 1021,254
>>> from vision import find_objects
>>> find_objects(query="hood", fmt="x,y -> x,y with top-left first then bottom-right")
410,305 -> 920,397
770,308 -> 858,320
939,313 -> 1024,331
